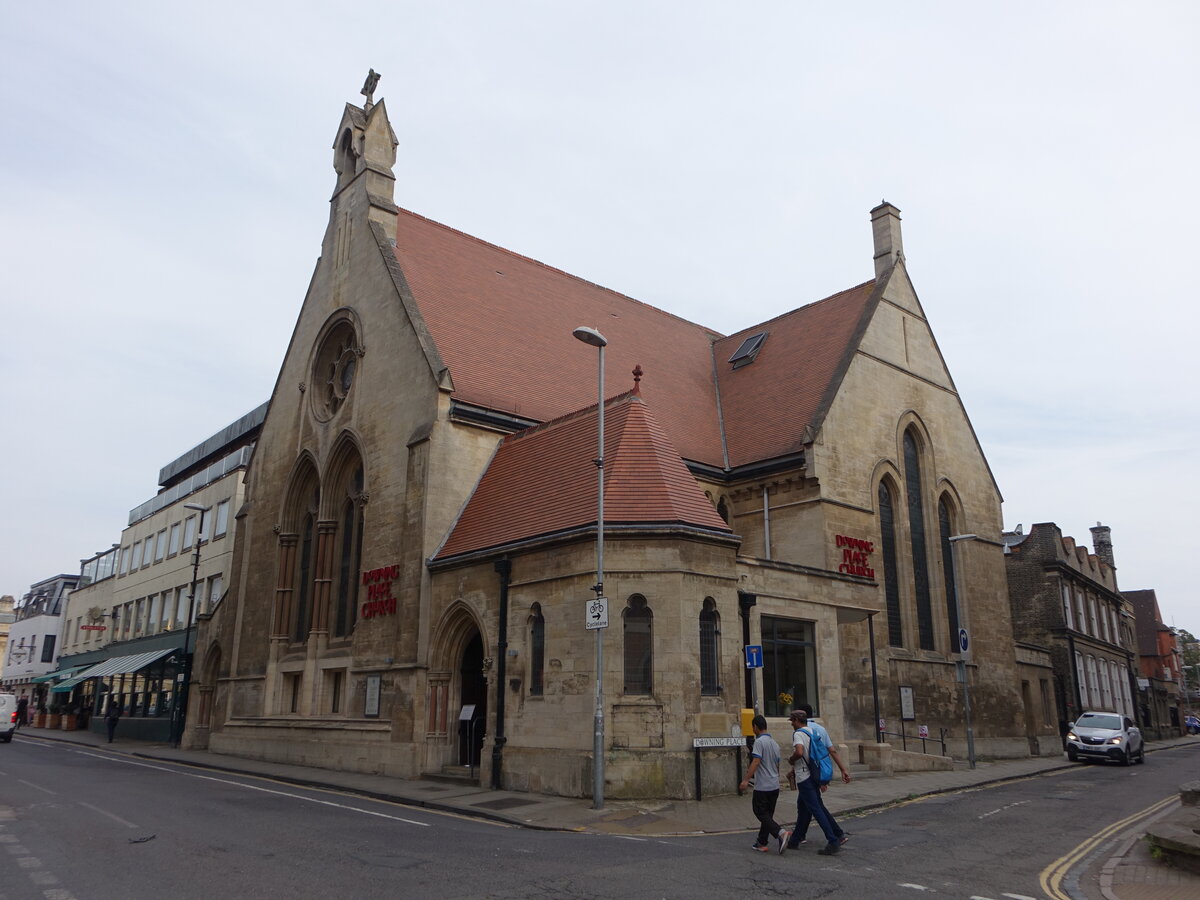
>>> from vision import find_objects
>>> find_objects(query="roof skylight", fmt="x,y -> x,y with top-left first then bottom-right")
728,332 -> 767,368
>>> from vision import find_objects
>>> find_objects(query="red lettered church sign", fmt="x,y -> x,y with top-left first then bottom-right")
361,565 -> 399,618
835,535 -> 875,578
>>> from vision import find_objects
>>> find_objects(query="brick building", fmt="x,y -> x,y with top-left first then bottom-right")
1124,588 -> 1184,738
191,78 -> 1039,798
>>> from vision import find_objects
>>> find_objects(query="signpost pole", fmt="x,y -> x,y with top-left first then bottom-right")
949,534 -> 977,769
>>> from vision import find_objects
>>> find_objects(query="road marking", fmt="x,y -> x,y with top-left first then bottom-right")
1039,793 -> 1178,900
18,780 -> 57,795
898,884 -> 933,891
978,799 -> 1030,819
1001,894 -> 1039,899
614,835 -> 648,841
74,752 -> 432,827
77,801 -> 138,829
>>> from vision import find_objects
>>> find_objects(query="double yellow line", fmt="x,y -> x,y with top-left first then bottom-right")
1039,793 -> 1178,899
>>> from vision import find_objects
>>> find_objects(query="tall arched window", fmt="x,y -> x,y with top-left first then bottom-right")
623,596 -> 653,695
334,465 -> 365,638
293,511 -> 315,643
938,496 -> 960,650
904,430 -> 935,650
529,604 -> 545,696
699,598 -> 720,696
878,480 -> 903,647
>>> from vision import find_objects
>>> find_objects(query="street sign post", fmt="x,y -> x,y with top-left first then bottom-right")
958,627 -> 970,654
586,597 -> 609,630
744,645 -> 763,668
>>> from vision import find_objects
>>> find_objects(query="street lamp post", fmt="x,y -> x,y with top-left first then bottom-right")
172,502 -> 210,748
949,533 -> 977,769
572,325 -> 607,811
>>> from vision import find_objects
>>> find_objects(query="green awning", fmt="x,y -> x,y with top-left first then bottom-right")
50,648 -> 179,693
31,665 -> 88,684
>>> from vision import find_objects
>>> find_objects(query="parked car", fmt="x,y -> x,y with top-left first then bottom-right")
0,693 -> 17,743
1065,711 -> 1144,765
1185,714 -> 1200,735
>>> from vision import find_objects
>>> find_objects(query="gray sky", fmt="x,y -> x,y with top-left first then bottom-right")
2,2 -> 1196,631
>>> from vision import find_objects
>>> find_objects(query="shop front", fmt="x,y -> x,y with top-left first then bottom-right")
53,644 -> 185,742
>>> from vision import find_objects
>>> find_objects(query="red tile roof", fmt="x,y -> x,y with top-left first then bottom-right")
392,208 -> 880,471
714,282 -> 878,468
433,391 -> 731,561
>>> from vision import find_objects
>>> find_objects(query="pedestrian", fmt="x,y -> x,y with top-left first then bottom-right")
738,714 -> 791,854
15,696 -> 28,728
785,709 -> 848,855
798,704 -> 853,789
105,700 -> 121,743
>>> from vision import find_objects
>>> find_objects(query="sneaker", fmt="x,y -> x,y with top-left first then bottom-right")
838,833 -> 850,845
752,843 -> 770,853
777,829 -> 791,854
818,843 -> 840,856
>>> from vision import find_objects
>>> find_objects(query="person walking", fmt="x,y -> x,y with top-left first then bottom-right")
15,696 -> 28,728
785,709 -> 847,855
738,714 -> 791,854
104,700 -> 121,743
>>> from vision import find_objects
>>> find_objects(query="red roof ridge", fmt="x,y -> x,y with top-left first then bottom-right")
503,390 -> 640,445
718,279 -> 877,342
396,207 -> 725,339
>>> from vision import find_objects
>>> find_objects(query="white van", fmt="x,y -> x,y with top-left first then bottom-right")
0,694 -> 17,742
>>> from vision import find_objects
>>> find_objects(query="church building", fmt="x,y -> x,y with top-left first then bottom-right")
193,77 -> 1040,798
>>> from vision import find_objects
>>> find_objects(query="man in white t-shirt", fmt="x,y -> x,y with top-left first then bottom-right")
785,709 -> 846,855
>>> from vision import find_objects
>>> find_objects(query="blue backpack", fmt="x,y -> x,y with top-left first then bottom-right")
802,726 -> 834,785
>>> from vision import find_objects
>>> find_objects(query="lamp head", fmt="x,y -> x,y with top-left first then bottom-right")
572,326 -> 607,348
183,503 -> 210,513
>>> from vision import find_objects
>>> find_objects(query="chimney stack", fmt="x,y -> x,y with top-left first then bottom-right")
871,201 -> 904,279
1090,522 -> 1115,570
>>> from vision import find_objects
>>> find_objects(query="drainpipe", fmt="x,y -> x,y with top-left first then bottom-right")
737,590 -> 757,711
761,486 -> 772,561
491,558 -> 512,790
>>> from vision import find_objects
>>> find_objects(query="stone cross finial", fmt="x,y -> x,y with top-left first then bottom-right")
361,69 -> 381,110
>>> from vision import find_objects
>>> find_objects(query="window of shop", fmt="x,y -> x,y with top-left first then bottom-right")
168,522 -> 181,557
141,540 -> 154,567
129,541 -> 141,573
154,529 -> 167,562
40,634 -> 56,663
529,604 -> 545,696
623,595 -> 653,695
761,616 -> 817,718
699,598 -> 720,696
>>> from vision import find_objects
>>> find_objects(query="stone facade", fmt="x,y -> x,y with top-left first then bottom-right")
1003,522 -> 1136,743
192,85 -> 1036,798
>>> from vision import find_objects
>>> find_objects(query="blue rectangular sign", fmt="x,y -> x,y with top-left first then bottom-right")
744,645 -> 764,668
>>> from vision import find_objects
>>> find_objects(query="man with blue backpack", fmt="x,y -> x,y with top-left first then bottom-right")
785,708 -> 851,854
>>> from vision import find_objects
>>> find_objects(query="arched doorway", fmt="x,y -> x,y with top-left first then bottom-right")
459,631 -> 487,767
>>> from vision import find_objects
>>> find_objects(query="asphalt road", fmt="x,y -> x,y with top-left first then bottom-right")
2,738 -> 1197,899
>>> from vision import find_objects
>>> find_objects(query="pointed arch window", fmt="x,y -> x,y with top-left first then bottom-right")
878,480 -> 903,647
904,430 -> 935,650
293,511 -> 315,643
334,466 -> 365,638
938,496 -> 961,650
529,604 -> 545,696
623,596 -> 653,695
699,599 -> 720,696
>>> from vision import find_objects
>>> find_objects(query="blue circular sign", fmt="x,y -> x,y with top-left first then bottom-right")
958,628 -> 970,653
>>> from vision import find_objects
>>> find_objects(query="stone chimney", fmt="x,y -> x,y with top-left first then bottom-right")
871,201 -> 904,279
1090,522 -> 1115,570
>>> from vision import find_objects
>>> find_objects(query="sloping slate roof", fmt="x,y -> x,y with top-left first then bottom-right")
714,281 -> 877,468
434,391 -> 731,561
392,209 -> 728,467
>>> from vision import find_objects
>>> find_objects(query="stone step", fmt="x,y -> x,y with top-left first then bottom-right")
422,765 -> 481,786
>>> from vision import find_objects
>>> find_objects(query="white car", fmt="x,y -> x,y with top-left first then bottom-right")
0,694 -> 17,743
1065,711 -> 1144,765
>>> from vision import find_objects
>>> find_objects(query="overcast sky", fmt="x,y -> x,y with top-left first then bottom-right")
2,3 -> 1196,632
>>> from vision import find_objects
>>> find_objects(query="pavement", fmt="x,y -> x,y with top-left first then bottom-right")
12,727 -> 1200,898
